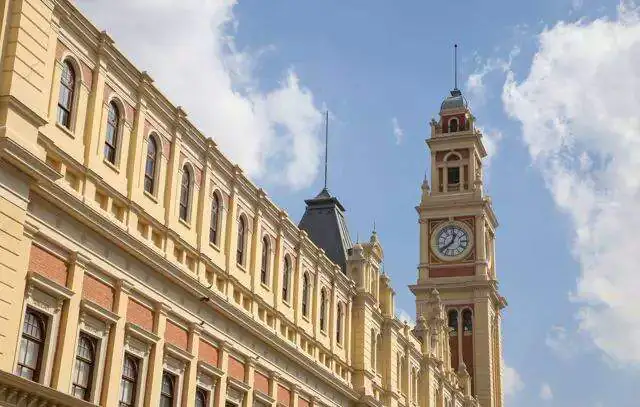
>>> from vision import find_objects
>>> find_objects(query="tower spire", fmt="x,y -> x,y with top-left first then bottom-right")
454,44 -> 458,90
324,110 -> 329,190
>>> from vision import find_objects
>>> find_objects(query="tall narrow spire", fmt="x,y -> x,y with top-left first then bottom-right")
454,44 -> 458,90
324,110 -> 329,190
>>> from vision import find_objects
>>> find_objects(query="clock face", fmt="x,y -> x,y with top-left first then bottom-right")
436,226 -> 469,257
430,221 -> 473,261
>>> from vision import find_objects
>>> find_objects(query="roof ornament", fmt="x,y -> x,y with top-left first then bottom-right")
454,43 -> 458,91
323,110 -> 329,191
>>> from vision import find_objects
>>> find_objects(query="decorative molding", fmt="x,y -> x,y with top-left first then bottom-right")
197,360 -> 224,379
80,299 -> 120,324
125,322 -> 160,344
27,272 -> 73,302
164,342 -> 193,364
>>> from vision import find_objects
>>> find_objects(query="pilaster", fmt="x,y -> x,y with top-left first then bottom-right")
101,278 -> 133,406
51,251 -> 89,391
144,302 -> 170,407
182,323 -> 201,407
214,341 -> 231,407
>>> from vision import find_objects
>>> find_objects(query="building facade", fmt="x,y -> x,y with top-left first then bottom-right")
0,1 -> 505,407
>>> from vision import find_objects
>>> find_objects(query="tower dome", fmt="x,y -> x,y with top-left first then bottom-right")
440,88 -> 468,111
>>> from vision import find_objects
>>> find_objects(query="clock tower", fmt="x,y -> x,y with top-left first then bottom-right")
410,87 -> 507,407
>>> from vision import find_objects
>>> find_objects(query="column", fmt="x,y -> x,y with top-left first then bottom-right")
292,242 -> 302,325
197,140 -> 215,252
291,385 -> 299,407
125,73 -> 151,202
82,32 -> 111,171
101,279 -> 133,406
224,176 -> 239,276
345,298 -> 352,365
244,358 -> 256,407
163,108 -> 185,228
144,302 -> 170,407
249,204 -> 263,292
51,251 -> 89,391
215,341 -> 231,407
182,324 -> 201,407
268,372 -> 280,407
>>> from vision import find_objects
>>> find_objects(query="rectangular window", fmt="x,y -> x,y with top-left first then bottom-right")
16,308 -> 48,382
447,166 -> 460,185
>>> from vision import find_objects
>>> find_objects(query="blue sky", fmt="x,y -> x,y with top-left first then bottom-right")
79,0 -> 640,405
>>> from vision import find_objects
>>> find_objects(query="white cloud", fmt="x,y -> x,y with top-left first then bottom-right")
503,363 -> 524,397
76,0 -> 322,190
392,117 -> 404,145
466,47 -> 520,104
503,1 -> 640,365
540,383 -> 554,401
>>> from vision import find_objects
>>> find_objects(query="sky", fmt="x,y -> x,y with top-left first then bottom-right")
76,0 -> 640,405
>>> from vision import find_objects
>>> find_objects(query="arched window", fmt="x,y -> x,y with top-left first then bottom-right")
160,372 -> 174,407
411,368 -> 418,401
16,309 -> 47,381
370,330 -> 376,372
260,236 -> 269,285
282,255 -> 291,301
209,194 -> 220,245
144,136 -> 158,194
400,355 -> 407,394
448,309 -> 459,335
462,309 -> 473,333
236,216 -> 245,266
376,333 -> 383,373
336,302 -> 344,344
72,334 -> 96,400
396,353 -> 401,388
195,388 -> 207,407
119,355 -> 138,407
301,272 -> 310,317
448,117 -> 459,133
320,288 -> 327,331
57,60 -> 75,128
179,165 -> 191,221
104,101 -> 120,164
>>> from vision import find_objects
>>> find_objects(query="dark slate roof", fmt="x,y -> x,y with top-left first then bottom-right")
298,188 -> 353,274
440,88 -> 468,111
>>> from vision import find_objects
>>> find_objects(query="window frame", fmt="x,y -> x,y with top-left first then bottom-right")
71,332 -> 98,401
119,353 -> 140,407
236,216 -> 246,266
104,101 -> 121,165
260,236 -> 270,286
282,255 -> 291,302
57,60 -> 76,129
144,135 -> 159,195
319,288 -> 327,333
179,165 -> 192,222
301,272 -> 310,318
16,308 -> 48,382
160,371 -> 176,407
336,302 -> 344,345
209,193 -> 221,245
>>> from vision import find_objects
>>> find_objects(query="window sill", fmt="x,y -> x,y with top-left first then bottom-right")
143,190 -> 158,203
281,299 -> 291,307
55,122 -> 75,139
103,158 -> 120,173
208,241 -> 221,253
178,217 -> 191,229
260,282 -> 270,291
236,263 -> 246,272
301,314 -> 309,322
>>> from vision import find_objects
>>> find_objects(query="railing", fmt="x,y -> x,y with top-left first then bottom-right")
0,370 -> 97,407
